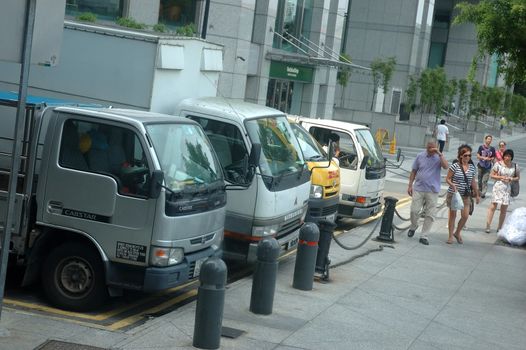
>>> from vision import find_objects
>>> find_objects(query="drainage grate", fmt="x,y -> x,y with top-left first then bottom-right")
35,340 -> 107,350
221,326 -> 245,339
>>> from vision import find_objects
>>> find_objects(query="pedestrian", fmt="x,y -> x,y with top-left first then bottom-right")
495,141 -> 506,163
407,139 -> 449,245
445,144 -> 481,244
434,119 -> 449,153
476,135 -> 495,198
486,149 -> 520,233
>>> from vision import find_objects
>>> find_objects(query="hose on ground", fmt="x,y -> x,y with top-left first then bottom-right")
331,215 -> 382,251
330,244 -> 395,269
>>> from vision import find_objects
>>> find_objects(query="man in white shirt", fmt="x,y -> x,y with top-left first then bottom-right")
435,119 -> 449,153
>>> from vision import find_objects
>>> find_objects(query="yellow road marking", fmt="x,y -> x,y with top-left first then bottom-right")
4,280 -> 198,321
107,289 -> 198,331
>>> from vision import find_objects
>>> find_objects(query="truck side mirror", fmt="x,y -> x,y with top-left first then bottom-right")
245,143 -> 261,184
360,155 -> 369,169
149,170 -> 164,199
328,140 -> 335,160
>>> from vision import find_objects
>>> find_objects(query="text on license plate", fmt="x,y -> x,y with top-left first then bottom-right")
286,237 -> 299,250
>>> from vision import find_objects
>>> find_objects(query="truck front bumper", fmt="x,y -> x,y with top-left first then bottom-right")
338,201 -> 382,219
305,195 -> 339,223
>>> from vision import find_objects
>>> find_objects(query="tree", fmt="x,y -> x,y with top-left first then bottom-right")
469,81 -> 482,130
508,94 -> 526,123
458,79 -> 469,117
405,74 -> 418,111
484,86 -> 505,126
446,78 -> 458,113
454,0 -> 526,85
370,57 -> 397,111
337,53 -> 352,107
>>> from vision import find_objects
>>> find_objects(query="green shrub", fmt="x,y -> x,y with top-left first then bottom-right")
153,23 -> 167,33
176,23 -> 197,37
116,17 -> 146,30
76,12 -> 97,22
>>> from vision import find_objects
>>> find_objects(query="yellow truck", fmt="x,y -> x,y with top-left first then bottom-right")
288,117 -> 340,223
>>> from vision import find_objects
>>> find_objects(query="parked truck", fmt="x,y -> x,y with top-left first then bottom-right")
0,92 -> 228,310
287,117 -> 340,223
175,98 -> 311,263
297,118 -> 386,220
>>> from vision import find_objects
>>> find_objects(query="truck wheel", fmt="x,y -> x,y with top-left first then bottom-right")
42,242 -> 108,311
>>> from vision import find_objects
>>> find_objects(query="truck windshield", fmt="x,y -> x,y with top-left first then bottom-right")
245,116 -> 305,177
146,123 -> 223,191
355,129 -> 385,168
290,123 -> 327,162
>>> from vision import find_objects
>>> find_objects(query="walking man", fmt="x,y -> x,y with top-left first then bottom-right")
476,135 -> 495,198
435,119 -> 449,153
407,139 -> 449,245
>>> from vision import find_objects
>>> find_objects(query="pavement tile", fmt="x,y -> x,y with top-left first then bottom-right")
282,304 -> 414,350
0,329 -> 48,350
64,328 -> 128,349
7,316 -> 88,340
117,321 -> 192,349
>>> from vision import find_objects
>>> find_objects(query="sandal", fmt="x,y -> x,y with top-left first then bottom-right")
453,234 -> 463,244
446,239 -> 453,244
485,227 -> 490,234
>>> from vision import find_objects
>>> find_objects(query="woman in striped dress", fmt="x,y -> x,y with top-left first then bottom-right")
445,145 -> 481,244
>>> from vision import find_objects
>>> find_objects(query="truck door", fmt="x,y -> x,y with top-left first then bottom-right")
308,126 -> 362,196
41,116 -> 156,264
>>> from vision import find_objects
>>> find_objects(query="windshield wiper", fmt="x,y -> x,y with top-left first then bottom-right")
307,155 -> 326,161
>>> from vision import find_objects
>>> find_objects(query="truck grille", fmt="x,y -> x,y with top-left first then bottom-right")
308,204 -> 338,218
188,260 -> 196,279
324,185 -> 339,198
190,233 -> 215,245
276,218 -> 301,239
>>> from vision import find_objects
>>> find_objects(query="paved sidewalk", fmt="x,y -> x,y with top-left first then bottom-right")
1,132 -> 525,350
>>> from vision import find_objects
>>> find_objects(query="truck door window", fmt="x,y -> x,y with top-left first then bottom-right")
187,116 -> 248,183
59,119 -> 150,197
309,127 -> 358,170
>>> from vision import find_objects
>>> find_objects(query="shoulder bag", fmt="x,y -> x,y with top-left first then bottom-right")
510,163 -> 520,198
460,164 -> 475,215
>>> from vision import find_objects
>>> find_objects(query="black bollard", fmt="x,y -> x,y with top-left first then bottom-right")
249,238 -> 280,315
315,220 -> 337,281
293,223 -> 320,290
193,257 -> 227,350
376,196 -> 399,242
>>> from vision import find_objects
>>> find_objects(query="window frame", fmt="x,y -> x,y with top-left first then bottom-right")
308,126 -> 358,170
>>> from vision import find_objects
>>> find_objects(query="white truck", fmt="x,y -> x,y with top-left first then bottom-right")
0,92 -> 230,310
176,98 -> 311,263
297,118 -> 386,220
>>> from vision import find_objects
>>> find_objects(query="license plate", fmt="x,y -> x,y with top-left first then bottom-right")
326,213 -> 336,222
287,237 -> 299,250
193,258 -> 206,278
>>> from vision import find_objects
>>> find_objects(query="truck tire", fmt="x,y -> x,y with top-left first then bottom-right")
42,242 -> 108,311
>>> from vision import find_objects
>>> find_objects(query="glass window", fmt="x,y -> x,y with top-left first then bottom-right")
309,127 -> 358,170
187,116 -> 248,184
273,0 -> 313,51
146,122 -> 223,191
159,0 -> 197,29
355,129 -> 385,168
59,119 -> 150,197
66,0 -> 123,20
290,123 -> 327,162
245,116 -> 305,177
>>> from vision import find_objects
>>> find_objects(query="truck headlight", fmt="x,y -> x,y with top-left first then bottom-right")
310,185 -> 323,199
252,224 -> 279,237
150,247 -> 184,267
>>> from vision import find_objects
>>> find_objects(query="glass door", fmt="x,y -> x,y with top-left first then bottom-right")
267,79 -> 294,113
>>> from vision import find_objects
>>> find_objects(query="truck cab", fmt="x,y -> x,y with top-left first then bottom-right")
176,97 -> 311,263
1,96 -> 225,310
297,118 -> 386,220
287,117 -> 340,223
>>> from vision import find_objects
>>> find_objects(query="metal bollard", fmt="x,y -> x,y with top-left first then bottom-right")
193,257 -> 227,350
249,238 -> 280,315
293,223 -> 320,290
315,220 -> 337,281
376,196 -> 399,242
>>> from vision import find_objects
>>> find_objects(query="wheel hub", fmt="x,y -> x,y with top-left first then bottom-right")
59,258 -> 93,295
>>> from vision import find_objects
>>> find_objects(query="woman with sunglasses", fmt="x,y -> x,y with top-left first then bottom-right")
445,145 -> 481,244
486,149 -> 520,233
495,141 -> 506,163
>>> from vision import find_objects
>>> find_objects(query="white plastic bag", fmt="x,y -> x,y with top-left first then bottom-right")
451,191 -> 464,211
498,207 -> 526,246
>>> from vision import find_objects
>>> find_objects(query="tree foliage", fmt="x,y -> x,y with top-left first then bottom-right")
454,0 -> 526,85
509,94 -> 526,122
405,74 -> 418,111
337,53 -> 352,107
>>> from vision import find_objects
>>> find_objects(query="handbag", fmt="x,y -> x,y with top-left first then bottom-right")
460,164 -> 474,215
510,163 -> 520,198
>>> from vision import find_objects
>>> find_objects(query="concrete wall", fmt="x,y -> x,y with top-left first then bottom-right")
395,122 -> 428,147
0,22 -> 222,112
333,107 -> 397,144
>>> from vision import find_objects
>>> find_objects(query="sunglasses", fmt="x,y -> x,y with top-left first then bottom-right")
462,154 -> 471,157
